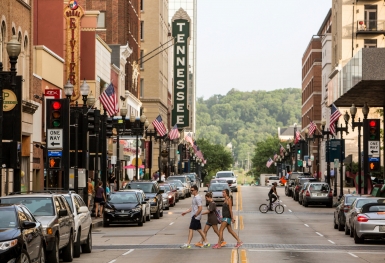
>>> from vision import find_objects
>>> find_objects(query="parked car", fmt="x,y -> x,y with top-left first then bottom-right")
125,181 -> 164,219
266,176 -> 280,187
129,189 -> 151,221
301,182 -> 333,207
166,181 -> 180,202
184,173 -> 201,189
0,192 -> 75,263
103,190 -> 147,227
215,171 -> 238,192
167,175 -> 192,197
345,197 -> 385,236
205,183 -> 233,206
159,183 -> 177,209
0,204 -> 46,263
62,191 -> 92,257
209,179 -> 228,187
285,172 -> 304,197
298,182 -> 311,205
351,201 -> 385,243
167,180 -> 186,200
293,177 -> 318,201
333,194 -> 359,231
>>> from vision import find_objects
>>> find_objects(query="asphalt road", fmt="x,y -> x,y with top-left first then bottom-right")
71,186 -> 385,263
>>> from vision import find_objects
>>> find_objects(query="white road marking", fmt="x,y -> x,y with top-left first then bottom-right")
248,250 -> 385,255
315,232 -> 323,236
107,260 -> 117,263
348,253 -> 358,258
328,240 -> 335,244
122,249 -> 134,255
283,204 -> 287,207
288,209 -> 292,212
304,224 -> 309,227
169,222 -> 174,225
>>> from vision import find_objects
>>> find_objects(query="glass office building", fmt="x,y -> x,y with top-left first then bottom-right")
169,0 -> 197,132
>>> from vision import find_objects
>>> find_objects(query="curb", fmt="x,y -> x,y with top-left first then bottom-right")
92,219 -> 103,229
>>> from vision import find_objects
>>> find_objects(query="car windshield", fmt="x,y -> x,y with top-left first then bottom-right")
346,196 -> 359,205
168,180 -> 183,187
269,177 -> 279,180
160,185 -> 171,192
216,173 -> 233,178
109,193 -> 138,204
309,184 -> 329,191
168,177 -> 186,183
356,199 -> 384,208
186,175 -> 196,181
126,183 -> 155,193
0,208 -> 17,228
0,197 -> 54,216
208,184 -> 229,192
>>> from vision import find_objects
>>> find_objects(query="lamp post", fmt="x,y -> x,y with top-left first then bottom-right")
116,106 -> 127,191
312,129 -> 323,182
321,119 -> 332,187
294,123 -> 298,171
361,102 -> 370,194
335,111 -> 350,198
129,111 -> 146,180
0,36 -> 21,195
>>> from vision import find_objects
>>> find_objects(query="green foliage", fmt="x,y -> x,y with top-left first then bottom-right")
251,135 -> 282,177
196,88 -> 301,164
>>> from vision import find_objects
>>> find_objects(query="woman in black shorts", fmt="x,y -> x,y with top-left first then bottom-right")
94,181 -> 106,217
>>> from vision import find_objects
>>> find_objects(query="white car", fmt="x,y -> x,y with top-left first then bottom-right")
215,171 -> 238,192
63,192 -> 93,257
131,189 -> 151,221
266,176 -> 281,186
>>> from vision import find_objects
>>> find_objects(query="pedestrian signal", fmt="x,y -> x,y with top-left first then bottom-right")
49,157 -> 61,169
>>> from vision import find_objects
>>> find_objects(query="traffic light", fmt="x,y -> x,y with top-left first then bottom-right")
46,99 -> 69,129
106,117 -> 113,137
297,149 -> 301,154
369,160 -> 380,171
368,119 -> 380,140
87,109 -> 100,133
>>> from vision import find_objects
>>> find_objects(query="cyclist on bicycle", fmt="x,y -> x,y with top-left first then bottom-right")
268,182 -> 279,211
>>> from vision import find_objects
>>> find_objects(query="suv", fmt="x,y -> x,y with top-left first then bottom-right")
0,192 -> 75,263
285,172 -> 309,197
62,192 -> 92,257
215,171 -> 238,192
167,175 -> 192,197
125,181 -> 164,219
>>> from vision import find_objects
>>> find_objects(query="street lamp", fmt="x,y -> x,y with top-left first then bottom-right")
335,111 -> 349,198
116,105 -> 127,190
361,102 -> 370,194
293,123 -> 298,171
321,118 -> 332,187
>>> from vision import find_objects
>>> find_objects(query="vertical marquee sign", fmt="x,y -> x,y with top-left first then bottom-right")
172,8 -> 191,128
64,1 -> 84,101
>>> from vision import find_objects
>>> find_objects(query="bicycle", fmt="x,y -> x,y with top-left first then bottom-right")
259,199 -> 284,214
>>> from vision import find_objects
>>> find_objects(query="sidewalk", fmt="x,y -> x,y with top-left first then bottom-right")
332,186 -> 356,205
91,216 -> 103,229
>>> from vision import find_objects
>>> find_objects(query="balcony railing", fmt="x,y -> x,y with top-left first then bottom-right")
356,20 -> 385,34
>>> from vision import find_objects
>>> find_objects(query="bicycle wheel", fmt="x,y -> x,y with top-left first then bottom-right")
259,204 -> 268,213
275,204 -> 284,214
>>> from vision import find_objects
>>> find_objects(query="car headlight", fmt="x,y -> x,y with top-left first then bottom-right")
104,208 -> 114,213
131,208 -> 141,212
43,227 -> 53,235
0,239 -> 17,250
168,195 -> 172,198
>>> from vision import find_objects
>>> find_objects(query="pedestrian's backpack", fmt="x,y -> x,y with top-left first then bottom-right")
215,208 -> 222,224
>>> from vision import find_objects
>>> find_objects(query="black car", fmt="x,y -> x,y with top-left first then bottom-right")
0,204 -> 45,263
285,172 -> 311,197
125,181 -> 164,219
333,194 -> 359,231
103,191 -> 147,227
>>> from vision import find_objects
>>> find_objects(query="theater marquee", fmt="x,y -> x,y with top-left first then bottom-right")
64,1 -> 84,101
172,8 -> 191,128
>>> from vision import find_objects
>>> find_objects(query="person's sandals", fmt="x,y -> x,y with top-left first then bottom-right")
212,244 -> 221,249
195,242 -> 203,247
220,241 -> 227,247
235,242 -> 243,248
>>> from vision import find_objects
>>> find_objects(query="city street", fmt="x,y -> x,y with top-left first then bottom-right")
73,186 -> 385,263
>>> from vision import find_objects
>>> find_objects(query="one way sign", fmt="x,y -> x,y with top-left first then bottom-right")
368,141 -> 380,157
47,129 -> 63,149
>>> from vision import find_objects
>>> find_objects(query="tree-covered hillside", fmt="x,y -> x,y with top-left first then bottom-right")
196,88 -> 301,164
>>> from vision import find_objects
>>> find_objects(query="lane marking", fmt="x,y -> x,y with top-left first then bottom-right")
328,240 -> 335,244
249,249 -> 385,255
283,204 -> 287,207
315,232 -> 323,236
122,249 -> 134,255
107,260 -> 117,263
169,222 -> 174,225
240,215 -> 244,230
288,209 -> 292,212
348,253 -> 358,258
240,249 -> 248,263
236,191 -> 239,211
239,187 -> 243,211
304,224 -> 309,227
231,249 -> 238,263
234,215 -> 239,230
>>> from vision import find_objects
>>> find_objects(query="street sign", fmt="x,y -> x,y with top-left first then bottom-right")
326,139 -> 345,162
48,150 -> 62,157
368,141 -> 380,157
47,129 -> 63,149
369,157 -> 380,162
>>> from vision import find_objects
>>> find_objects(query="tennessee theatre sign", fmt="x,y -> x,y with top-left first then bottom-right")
172,9 -> 191,128
64,1 -> 84,101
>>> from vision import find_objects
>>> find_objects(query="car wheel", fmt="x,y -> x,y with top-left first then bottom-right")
73,230 -> 81,258
138,215 -> 144,226
354,228 -> 364,244
154,208 -> 160,219
81,229 -> 92,253
18,249 -> 31,263
165,205 -> 170,210
350,225 -> 354,238
62,232 -> 74,262
327,202 -> 333,208
37,242 -> 45,263
103,217 -> 110,227
46,236 -> 59,263
160,209 -> 164,217
344,223 -> 350,235
303,200 -> 308,207
333,215 -> 338,229
146,212 -> 151,221
338,218 -> 344,231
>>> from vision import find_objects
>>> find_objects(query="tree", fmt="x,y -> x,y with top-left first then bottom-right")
251,135 -> 281,178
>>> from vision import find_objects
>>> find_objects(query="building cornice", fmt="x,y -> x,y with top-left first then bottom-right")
34,45 -> 65,63
171,8 -> 191,22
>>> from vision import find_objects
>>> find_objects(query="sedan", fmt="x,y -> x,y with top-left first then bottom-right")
0,204 -> 45,263
167,182 -> 180,202
333,194 -> 359,231
352,202 -> 385,243
167,180 -> 188,199
205,183 -> 233,206
103,191 -> 147,227
160,184 -> 177,210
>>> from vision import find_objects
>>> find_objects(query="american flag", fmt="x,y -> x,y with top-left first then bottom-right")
100,83 -> 118,116
308,121 -> 317,136
168,124 -> 180,140
295,131 -> 301,144
329,104 -> 342,136
185,133 -> 194,145
273,153 -> 278,161
152,115 -> 167,136
266,158 -> 273,168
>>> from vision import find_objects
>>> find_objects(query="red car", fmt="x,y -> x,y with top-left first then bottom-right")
159,183 -> 177,209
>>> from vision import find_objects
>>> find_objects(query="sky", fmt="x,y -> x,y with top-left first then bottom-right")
196,0 -> 332,99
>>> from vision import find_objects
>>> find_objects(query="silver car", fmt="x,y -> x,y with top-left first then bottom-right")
167,179 -> 188,199
351,201 -> 385,243
205,183 -> 233,206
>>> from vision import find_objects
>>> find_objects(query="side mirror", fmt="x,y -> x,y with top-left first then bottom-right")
58,209 -> 68,217
22,221 -> 36,229
78,206 -> 89,214
159,189 -> 165,194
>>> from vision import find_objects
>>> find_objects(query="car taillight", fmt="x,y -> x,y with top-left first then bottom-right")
357,215 -> 369,222
343,205 -> 350,212
328,191 -> 333,197
305,190 -> 310,197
